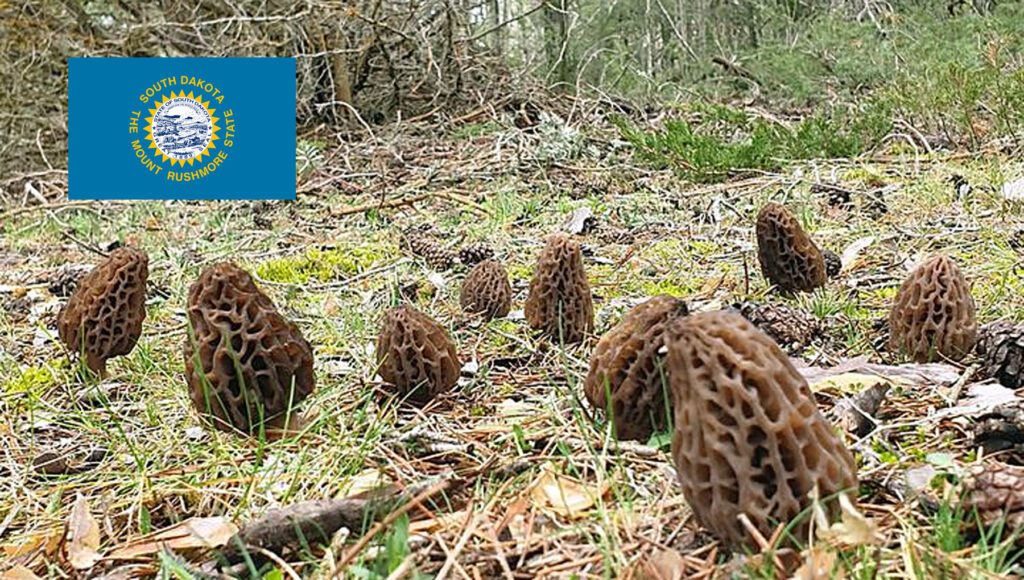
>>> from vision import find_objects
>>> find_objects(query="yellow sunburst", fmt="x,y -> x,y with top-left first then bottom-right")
144,90 -> 221,167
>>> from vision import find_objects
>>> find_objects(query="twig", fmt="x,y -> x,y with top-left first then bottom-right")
333,478 -> 452,573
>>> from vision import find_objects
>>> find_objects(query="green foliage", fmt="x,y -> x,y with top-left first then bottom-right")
613,104 -> 891,182
255,245 -> 391,284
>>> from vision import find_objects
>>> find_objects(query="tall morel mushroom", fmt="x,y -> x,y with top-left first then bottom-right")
376,305 -> 460,404
584,295 -> 689,442
57,246 -> 149,376
524,233 -> 594,343
756,202 -> 827,293
888,254 -> 976,363
183,262 -> 315,435
460,259 -> 512,320
667,310 -> 858,550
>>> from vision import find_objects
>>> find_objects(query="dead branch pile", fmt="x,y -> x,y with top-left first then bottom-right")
0,1 -> 509,201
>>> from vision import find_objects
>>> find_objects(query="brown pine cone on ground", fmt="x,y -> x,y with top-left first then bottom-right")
735,301 -> 821,353
977,321 -> 1024,389
401,227 -> 456,270
458,242 -> 495,266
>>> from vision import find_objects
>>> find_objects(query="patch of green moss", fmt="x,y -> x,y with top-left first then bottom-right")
639,279 -> 695,298
256,245 -> 392,284
3,361 -> 64,395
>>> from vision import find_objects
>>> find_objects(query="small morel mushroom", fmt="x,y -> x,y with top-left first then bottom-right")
183,263 -> 315,435
57,246 -> 149,376
888,254 -> 976,363
584,295 -> 689,442
376,305 -> 460,404
460,259 -> 512,320
977,321 -> 1024,389
756,203 -> 827,293
524,233 -> 594,343
667,310 -> 858,550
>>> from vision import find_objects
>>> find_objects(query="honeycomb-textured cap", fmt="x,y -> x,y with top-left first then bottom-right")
584,295 -> 689,441
460,259 -> 512,320
183,262 -> 315,435
667,310 -> 857,550
888,254 -> 976,363
376,305 -> 460,404
524,234 -> 594,343
57,246 -> 149,376
756,203 -> 827,293
977,321 -> 1024,389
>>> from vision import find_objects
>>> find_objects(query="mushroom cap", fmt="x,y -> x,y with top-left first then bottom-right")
667,310 -> 857,549
756,202 -> 827,293
524,233 -> 594,343
376,305 -> 460,404
57,246 -> 149,375
584,295 -> 689,441
460,259 -> 512,320
888,254 -> 977,363
183,262 -> 315,435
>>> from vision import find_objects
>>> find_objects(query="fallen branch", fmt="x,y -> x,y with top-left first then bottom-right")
216,475 -> 455,566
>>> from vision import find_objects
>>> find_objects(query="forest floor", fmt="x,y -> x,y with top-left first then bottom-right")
3,94 -> 1024,578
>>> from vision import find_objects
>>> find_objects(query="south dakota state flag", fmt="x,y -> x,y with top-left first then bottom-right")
69,58 -> 296,200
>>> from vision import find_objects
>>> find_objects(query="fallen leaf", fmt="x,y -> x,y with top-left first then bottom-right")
108,517 -> 238,559
530,467 -> 607,519
632,548 -> 688,580
66,494 -> 102,570
809,372 -> 892,395
814,492 -> 880,547
840,236 -> 874,269
0,566 -> 42,580
939,382 -> 1019,418
789,549 -> 841,580
1001,177 -> 1024,202
904,465 -> 938,494
337,468 -> 388,498
1,529 -> 62,560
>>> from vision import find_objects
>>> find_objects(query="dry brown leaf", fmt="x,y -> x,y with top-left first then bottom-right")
789,549 -> 842,580
0,566 -> 43,580
630,548 -> 687,580
814,492 -> 880,547
108,517 -> 238,559
530,467 -> 607,519
1,529 -> 62,560
66,494 -> 102,570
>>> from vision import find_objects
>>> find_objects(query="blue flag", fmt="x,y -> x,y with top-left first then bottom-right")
69,57 -> 296,200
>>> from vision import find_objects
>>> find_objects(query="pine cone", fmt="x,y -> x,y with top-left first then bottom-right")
458,242 -> 495,266
735,302 -> 821,353
402,229 -> 456,270
823,249 -> 842,278
961,462 -> 1024,532
978,321 -> 1024,389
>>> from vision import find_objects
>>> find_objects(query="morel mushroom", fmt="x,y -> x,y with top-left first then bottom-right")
460,259 -> 512,320
584,295 -> 689,441
524,234 -> 594,343
376,305 -> 460,404
888,254 -> 976,363
57,246 -> 149,376
183,263 -> 315,435
667,310 -> 857,550
756,203 -> 827,293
